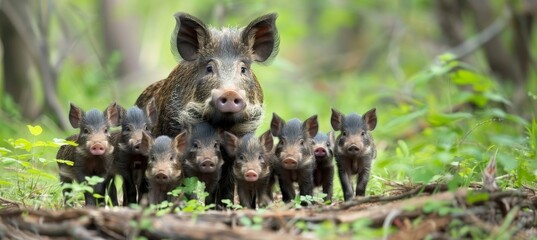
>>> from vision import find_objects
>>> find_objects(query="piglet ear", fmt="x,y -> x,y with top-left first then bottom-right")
174,131 -> 188,154
105,102 -> 122,127
68,103 -> 84,129
222,131 -> 239,157
330,108 -> 343,131
172,12 -> 211,61
259,130 -> 274,153
145,98 -> 158,125
270,113 -> 285,137
363,108 -> 377,131
242,13 -> 279,62
139,131 -> 154,156
303,115 -> 319,139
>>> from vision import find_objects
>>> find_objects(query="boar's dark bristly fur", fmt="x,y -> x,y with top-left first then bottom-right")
331,108 -> 377,201
135,12 -> 279,138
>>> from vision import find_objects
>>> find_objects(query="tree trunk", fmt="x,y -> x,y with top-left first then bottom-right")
99,0 -> 142,85
0,0 -> 40,120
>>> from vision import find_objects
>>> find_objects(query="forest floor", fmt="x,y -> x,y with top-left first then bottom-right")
0,184 -> 536,239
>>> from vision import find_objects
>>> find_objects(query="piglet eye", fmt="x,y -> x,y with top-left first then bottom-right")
104,128 -> 109,134
125,126 -> 131,132
361,131 -> 366,136
170,156 -> 174,161
342,131 -> 347,137
83,128 -> 90,134
192,142 -> 199,149
239,155 -> 244,161
206,65 -> 213,73
299,139 -> 304,146
214,143 -> 219,149
326,142 -> 331,147
241,67 -> 246,74
144,125 -> 149,131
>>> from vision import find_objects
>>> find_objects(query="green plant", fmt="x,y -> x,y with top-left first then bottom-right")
0,125 -> 72,208
221,199 -> 243,210
165,177 -> 214,213
293,192 -> 327,208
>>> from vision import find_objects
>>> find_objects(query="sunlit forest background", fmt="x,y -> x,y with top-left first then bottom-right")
0,0 -> 536,205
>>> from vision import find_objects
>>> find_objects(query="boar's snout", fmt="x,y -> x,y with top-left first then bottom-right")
212,89 -> 246,113
90,143 -> 106,155
314,147 -> 327,158
131,139 -> 142,152
282,157 -> 298,169
244,170 -> 259,182
199,159 -> 217,173
155,171 -> 169,184
347,145 -> 360,155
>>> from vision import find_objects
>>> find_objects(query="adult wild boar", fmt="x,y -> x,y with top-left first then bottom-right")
135,12 -> 279,137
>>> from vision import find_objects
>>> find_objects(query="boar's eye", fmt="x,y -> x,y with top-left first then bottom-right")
241,66 -> 247,74
150,156 -> 155,162
213,143 -> 219,149
206,64 -> 213,74
124,126 -> 131,132
258,155 -> 264,163
83,128 -> 90,134
144,125 -> 149,131
239,155 -> 245,161
170,156 -> 174,161
326,142 -> 331,147
192,142 -> 199,150
361,131 -> 366,136
341,131 -> 347,137
299,139 -> 305,146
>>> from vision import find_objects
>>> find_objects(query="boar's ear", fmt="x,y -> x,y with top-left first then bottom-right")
242,13 -> 279,62
172,12 -> 210,61
363,108 -> 377,131
222,131 -> 239,157
145,98 -> 158,125
260,130 -> 274,153
139,131 -> 154,155
68,103 -> 84,129
174,131 -> 188,154
270,113 -> 285,137
303,115 -> 319,138
330,108 -> 343,131
105,102 -> 122,127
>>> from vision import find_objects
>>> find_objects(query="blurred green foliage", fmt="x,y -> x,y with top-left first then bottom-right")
0,0 -> 535,210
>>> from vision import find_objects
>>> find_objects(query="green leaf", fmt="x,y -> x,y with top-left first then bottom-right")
466,191 -> 490,205
0,147 -> 12,155
27,125 -> 43,136
427,112 -> 472,126
1,157 -> 20,165
53,138 -> 78,147
13,138 -> 32,152
0,180 -> 13,186
56,159 -> 75,166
